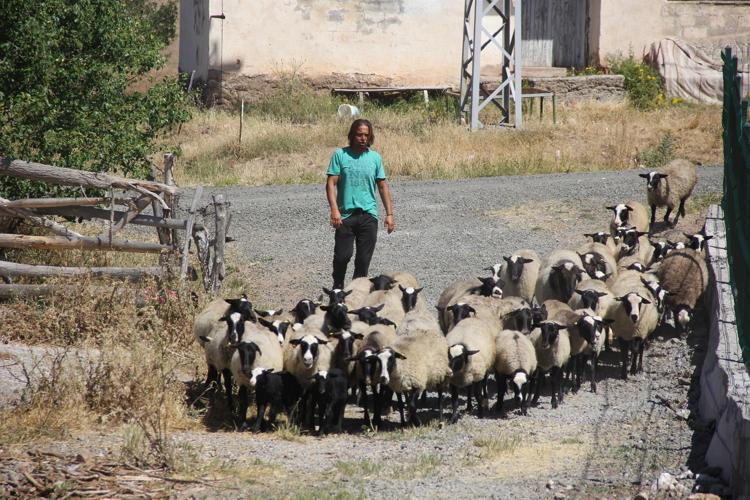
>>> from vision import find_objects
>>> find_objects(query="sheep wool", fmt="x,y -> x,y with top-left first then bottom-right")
535,249 -> 585,303
230,325 -> 284,389
344,277 -> 374,310
656,248 -> 709,311
494,329 -> 538,383
645,159 -> 697,225
500,249 -> 541,302
445,317 -> 498,389
387,328 -> 452,394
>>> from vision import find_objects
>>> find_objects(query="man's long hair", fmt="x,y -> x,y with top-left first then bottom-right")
348,119 -> 375,147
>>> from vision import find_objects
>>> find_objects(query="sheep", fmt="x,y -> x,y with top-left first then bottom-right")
499,250 -> 541,302
436,279 -> 484,332
530,321 -> 571,409
328,329 -> 365,375
348,304 -> 398,328
386,271 -> 420,290
655,248 -> 709,334
609,275 -> 659,379
484,263 -> 503,281
258,317 -> 291,345
607,201 -> 650,236
369,274 -> 397,291
343,277 -> 374,310
576,242 -> 617,280
347,323 -> 398,427
322,287 -> 352,306
494,329 -> 538,415
442,295 -> 504,333
309,369 -> 348,434
615,227 -> 654,266
246,369 -> 303,432
583,231 -> 618,255
569,313 -> 613,393
362,285 -> 426,326
685,231 -> 713,253
374,328 -> 452,427
231,325 -> 284,427
291,299 -> 318,329
639,159 -> 698,226
640,276 -> 670,326
648,238 -> 673,264
303,301 -> 352,334
568,278 -> 615,319
283,331 -> 334,429
535,250 -> 586,304
193,296 -> 256,403
445,317 -> 498,422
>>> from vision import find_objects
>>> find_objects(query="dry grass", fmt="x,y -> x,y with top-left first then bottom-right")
169,100 -> 721,187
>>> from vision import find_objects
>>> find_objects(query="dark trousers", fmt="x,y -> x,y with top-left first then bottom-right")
332,211 -> 378,288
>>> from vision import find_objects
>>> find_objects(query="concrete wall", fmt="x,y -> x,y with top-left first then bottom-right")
179,0 -> 209,81
596,0 -> 750,64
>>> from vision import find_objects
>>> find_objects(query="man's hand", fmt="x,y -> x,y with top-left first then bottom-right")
384,214 -> 395,234
330,210 -> 343,229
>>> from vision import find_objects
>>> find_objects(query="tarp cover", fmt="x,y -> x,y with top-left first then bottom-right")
647,37 -> 748,104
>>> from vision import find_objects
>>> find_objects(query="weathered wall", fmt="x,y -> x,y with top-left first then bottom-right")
597,0 -> 750,64
179,0 -> 209,80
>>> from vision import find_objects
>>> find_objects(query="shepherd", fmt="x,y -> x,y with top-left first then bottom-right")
326,118 -> 395,289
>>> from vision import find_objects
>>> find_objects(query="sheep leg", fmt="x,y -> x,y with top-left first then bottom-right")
575,355 -> 584,393
637,339 -> 645,373
495,371 -> 507,415
267,403 -> 279,431
482,373 -> 490,399
618,338 -> 629,380
336,400 -> 345,433
650,204 -> 656,226
237,385 -> 249,428
253,400 -> 267,433
520,381 -> 529,415
474,382 -> 486,417
450,385 -> 460,423
437,387 -> 445,422
408,389 -> 422,427
590,353 -> 598,393
550,367 -> 560,409
629,339 -> 640,375
359,381 -> 371,427
204,365 -> 219,392
396,392 -> 406,427
465,386 -> 473,412
663,206 -> 674,225
532,371 -> 543,405
222,369 -> 234,407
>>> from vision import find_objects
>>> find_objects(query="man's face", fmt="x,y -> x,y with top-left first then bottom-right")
354,125 -> 370,149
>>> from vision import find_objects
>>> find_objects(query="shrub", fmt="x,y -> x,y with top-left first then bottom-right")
608,52 -> 665,110
637,133 -> 674,168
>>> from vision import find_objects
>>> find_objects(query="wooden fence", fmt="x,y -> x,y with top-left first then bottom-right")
0,156 -> 230,297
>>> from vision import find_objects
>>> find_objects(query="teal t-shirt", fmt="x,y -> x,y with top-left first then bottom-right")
327,147 -> 387,219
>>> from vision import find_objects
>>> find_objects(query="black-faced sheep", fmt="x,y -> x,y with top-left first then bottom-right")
607,201 -> 650,237
584,231 -> 618,254
576,242 -> 617,280
309,369 -> 348,434
655,248 -> 709,334
639,159 -> 697,226
494,329 -> 538,415
499,250 -> 541,303
535,250 -> 586,304
530,321 -> 571,409
245,369 -> 302,432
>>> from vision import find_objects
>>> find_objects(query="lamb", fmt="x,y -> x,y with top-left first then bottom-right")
639,159 -> 697,226
302,301 -> 352,334
499,250 -> 541,302
283,331 -> 334,428
535,250 -> 586,304
568,278 -> 615,319
193,296 -> 256,403
231,325 -> 284,427
328,329 -> 365,374
616,254 -> 648,274
494,329 -> 538,415
347,304 -> 398,328
309,369 -> 348,434
609,274 -> 659,379
445,318 -> 498,422
374,328 -> 452,427
245,369 -> 303,432
576,242 -> 617,280
442,294 -> 504,333
655,248 -> 709,334
607,201 -> 650,236
570,313 -> 612,393
322,287 -> 351,306
369,274 -> 397,291
530,321 -> 571,409
583,231 -> 618,255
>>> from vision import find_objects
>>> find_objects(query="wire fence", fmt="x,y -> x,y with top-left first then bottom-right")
721,47 -> 750,371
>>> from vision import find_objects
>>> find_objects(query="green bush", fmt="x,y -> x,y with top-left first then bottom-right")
0,0 -> 191,199
250,77 -> 342,124
607,52 -> 665,110
637,133 -> 674,168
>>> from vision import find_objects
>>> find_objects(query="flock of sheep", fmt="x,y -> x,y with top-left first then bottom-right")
193,159 -> 710,434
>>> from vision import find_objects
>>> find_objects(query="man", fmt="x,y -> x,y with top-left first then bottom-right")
326,119 -> 395,289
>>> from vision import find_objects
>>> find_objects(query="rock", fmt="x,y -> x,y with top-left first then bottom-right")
546,480 -> 555,489
656,472 -> 677,492
634,491 -> 649,500
676,409 -> 691,420
676,470 -> 695,480
687,494 -> 721,500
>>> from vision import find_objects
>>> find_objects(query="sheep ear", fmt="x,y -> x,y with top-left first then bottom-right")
596,291 -> 608,297
258,317 -> 273,328
373,304 -> 385,312
348,308 -> 361,315
252,344 -> 263,356
551,264 -> 563,271
640,297 -> 651,305
320,305 -> 330,311
380,318 -> 397,327
398,285 -> 406,292
658,173 -> 669,179
435,305 -> 445,312
344,290 -> 353,297
414,287 -> 423,294
352,332 -> 365,339
254,308 -> 269,317
467,305 -> 477,314
637,231 -> 648,237
625,205 -> 634,211
705,235 -> 714,240
289,339 -> 302,346
329,331 -> 341,338
316,337 -> 329,345
199,335 -> 212,343
322,287 -> 332,295
638,173 -> 649,179
574,289 -> 584,296
522,258 -> 534,264
502,256 -> 511,263
393,351 -> 407,360
264,368 -> 274,374
605,205 -> 616,210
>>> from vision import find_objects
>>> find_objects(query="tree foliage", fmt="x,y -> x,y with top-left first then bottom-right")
0,0 -> 190,198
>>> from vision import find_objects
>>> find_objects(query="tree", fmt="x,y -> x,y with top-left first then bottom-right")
0,0 -> 190,198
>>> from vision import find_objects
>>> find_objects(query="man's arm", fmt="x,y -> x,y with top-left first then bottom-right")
326,175 -> 342,229
377,179 -> 395,234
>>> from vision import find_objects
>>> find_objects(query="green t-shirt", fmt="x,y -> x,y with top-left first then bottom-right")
327,147 -> 387,219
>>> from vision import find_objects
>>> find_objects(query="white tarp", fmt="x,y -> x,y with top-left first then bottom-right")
647,37 -> 749,104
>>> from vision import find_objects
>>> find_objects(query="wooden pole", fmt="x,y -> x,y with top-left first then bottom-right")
163,153 -> 175,187
1,197 -> 132,209
193,227 -> 211,292
0,260 -> 162,280
0,234 -> 172,254
0,158 -> 178,195
179,186 -> 203,281
0,204 -> 84,240
0,284 -> 137,299
30,206 -> 202,231
211,194 -> 226,294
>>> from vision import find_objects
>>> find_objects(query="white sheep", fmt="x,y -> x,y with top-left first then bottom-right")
530,321 -> 571,409
535,249 -> 587,304
442,294 -> 504,334
494,329 -> 538,415
499,249 -> 541,303
363,285 -> 426,326
436,279 -> 483,332
385,271 -> 420,290
576,242 -> 617,280
583,231 -> 618,255
375,328 -> 452,427
639,159 -> 697,226
655,248 -> 709,334
607,201 -> 650,237
609,274 -> 659,380
344,277 -> 374,310
445,317 -> 498,422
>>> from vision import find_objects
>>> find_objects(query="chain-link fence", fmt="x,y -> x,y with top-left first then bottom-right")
721,47 -> 750,371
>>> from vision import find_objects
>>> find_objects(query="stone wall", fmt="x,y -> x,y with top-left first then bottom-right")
523,75 -> 626,102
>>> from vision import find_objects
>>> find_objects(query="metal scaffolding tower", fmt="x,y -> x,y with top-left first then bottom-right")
459,0 -> 523,130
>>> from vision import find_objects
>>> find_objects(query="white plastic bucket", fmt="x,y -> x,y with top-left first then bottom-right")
337,104 -> 360,119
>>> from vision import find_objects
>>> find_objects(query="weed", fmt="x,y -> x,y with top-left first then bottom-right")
561,436 -> 584,445
688,191 -> 723,215
637,133 -> 675,168
607,51 -> 665,110
473,434 -> 521,459
334,459 -> 384,477
274,418 -> 304,442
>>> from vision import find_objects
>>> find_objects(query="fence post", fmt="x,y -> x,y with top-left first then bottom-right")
211,194 -> 226,294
